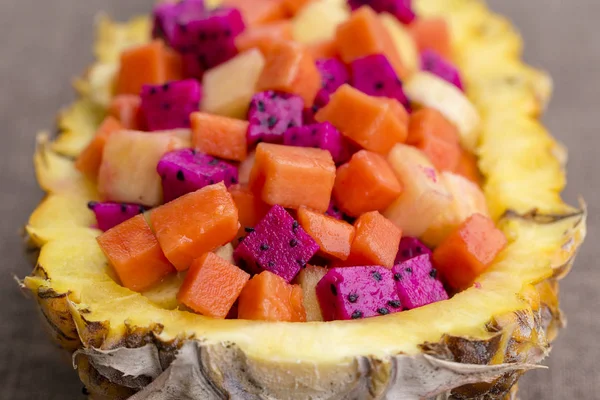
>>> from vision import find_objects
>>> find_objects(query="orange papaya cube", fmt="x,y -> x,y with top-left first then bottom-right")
75,117 -> 122,180
306,39 -> 339,59
116,40 -> 179,95
297,207 -> 355,260
97,214 -> 175,292
282,0 -> 314,15
256,40 -> 321,107
408,108 -> 461,172
229,184 -> 270,232
223,0 -> 287,27
235,21 -> 293,54
108,95 -> 144,130
249,143 -> 336,212
191,112 -> 249,162
150,182 -> 239,271
238,271 -> 306,321
164,47 -> 184,81
379,97 -> 410,125
408,18 -> 452,60
347,211 -> 402,268
333,150 -> 403,217
315,84 -> 408,154
433,214 -> 507,290
177,252 -> 250,318
335,6 -> 407,79
454,150 -> 482,185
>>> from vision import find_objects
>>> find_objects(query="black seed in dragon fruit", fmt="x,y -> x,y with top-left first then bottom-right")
420,49 -> 465,91
347,0 -> 415,25
247,91 -> 304,147
392,254 -> 448,309
316,266 -> 403,321
233,205 -> 319,283
165,7 -> 245,79
152,0 -> 206,41
283,122 -> 345,163
88,201 -> 146,232
157,149 -> 238,203
394,236 -> 432,264
140,79 -> 202,131
350,54 -> 410,110
325,199 -> 344,220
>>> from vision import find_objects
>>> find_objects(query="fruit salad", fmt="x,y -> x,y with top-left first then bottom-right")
85,0 -> 508,323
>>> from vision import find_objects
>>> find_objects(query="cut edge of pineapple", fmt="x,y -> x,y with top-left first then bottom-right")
24,0 -> 586,367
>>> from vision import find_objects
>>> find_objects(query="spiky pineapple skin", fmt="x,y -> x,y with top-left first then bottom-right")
22,1 -> 587,399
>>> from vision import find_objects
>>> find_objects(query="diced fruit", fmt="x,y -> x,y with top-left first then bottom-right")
108,95 -> 144,130
408,17 -> 451,60
238,271 -> 306,322
214,243 -> 235,264
314,58 -> 350,107
191,112 -> 249,162
348,0 -> 415,25
395,236 -> 431,264
115,40 -> 183,95
177,252 -> 250,318
283,0 -> 314,15
250,143 -> 336,212
229,184 -> 270,232
407,108 -> 461,172
235,22 -> 293,54
333,150 -> 402,217
234,205 -> 319,282
391,254 -> 448,309
75,117 -> 123,180
347,211 -> 402,268
97,214 -> 175,292
404,72 -> 481,152
306,39 -> 338,59
297,207 -> 355,260
201,49 -> 266,118
223,0 -> 287,27
98,130 -> 185,207
150,182 -> 239,271
380,13 -> 419,76
325,199 -> 344,220
454,150 -> 482,185
316,266 -> 402,320
433,214 -> 507,290
166,7 -> 245,79
140,79 -> 202,131
152,0 -> 205,40
296,265 -> 328,321
422,172 -> 489,246
256,41 -> 321,107
283,122 -> 345,163
157,149 -> 239,203
316,84 -> 408,154
421,50 -> 464,91
238,151 -> 256,185
247,91 -> 304,146
335,6 -> 406,78
292,0 -> 350,44
384,143 -> 452,236
88,201 -> 145,232
350,54 -> 409,110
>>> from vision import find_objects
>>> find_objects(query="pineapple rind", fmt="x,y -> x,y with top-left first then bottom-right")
22,1 -> 586,399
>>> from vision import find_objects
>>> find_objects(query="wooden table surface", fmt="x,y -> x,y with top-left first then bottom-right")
1,1 -> 597,399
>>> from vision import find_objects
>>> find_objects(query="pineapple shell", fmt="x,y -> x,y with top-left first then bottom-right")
21,1 -> 586,399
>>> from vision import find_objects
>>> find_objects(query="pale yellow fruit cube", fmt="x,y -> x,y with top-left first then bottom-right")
384,144 -> 453,237
380,13 -> 420,77
296,265 -> 328,322
201,49 -> 266,119
292,0 -> 350,44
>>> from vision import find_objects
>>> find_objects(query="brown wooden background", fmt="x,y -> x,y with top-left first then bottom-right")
1,1 -> 598,399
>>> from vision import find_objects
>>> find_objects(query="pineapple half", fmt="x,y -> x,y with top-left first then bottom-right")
22,0 -> 586,399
